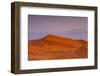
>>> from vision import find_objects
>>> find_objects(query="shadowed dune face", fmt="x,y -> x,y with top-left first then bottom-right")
28,35 -> 88,60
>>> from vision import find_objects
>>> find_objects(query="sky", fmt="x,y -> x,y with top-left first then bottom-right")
28,15 -> 88,41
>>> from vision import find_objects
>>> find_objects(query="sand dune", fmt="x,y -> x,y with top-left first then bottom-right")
28,35 -> 88,60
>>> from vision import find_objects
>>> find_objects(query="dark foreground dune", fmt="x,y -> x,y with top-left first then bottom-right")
28,35 -> 88,60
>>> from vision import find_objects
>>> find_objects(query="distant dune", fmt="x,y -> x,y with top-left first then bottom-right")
28,34 -> 88,60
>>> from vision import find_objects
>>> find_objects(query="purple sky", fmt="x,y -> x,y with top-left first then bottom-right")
28,15 -> 88,41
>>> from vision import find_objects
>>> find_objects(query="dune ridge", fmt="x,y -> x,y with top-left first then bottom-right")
28,34 -> 88,60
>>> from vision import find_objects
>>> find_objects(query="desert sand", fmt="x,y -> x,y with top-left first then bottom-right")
28,35 -> 88,60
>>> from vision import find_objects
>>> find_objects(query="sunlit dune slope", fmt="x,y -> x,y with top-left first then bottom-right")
28,34 -> 88,60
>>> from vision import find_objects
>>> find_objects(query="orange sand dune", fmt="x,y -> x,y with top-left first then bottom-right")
28,35 -> 88,60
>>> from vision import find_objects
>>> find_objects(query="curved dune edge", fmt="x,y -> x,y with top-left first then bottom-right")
28,35 -> 88,60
